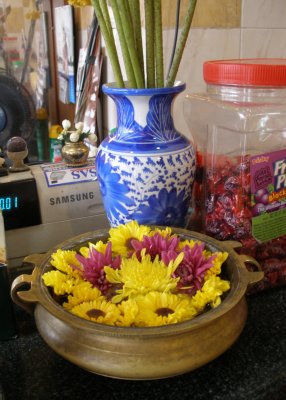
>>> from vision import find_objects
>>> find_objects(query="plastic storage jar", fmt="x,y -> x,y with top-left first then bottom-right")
184,59 -> 286,292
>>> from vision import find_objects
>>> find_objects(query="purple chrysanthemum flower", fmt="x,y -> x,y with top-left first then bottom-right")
131,233 -> 180,261
173,243 -> 216,296
161,249 -> 179,265
73,242 -> 121,294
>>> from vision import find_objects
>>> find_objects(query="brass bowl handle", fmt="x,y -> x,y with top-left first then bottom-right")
237,254 -> 264,287
10,253 -> 46,315
222,241 -> 264,288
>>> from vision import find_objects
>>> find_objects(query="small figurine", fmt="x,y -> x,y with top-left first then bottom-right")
6,137 -> 30,172
0,146 -> 8,176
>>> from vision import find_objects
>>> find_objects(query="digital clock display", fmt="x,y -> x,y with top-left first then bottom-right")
0,178 -> 41,230
0,196 -> 18,211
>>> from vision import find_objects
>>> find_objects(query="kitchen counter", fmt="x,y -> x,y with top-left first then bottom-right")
0,287 -> 285,400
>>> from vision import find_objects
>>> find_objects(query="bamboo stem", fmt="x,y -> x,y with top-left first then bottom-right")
117,0 -> 145,88
165,0 -> 197,87
154,0 -> 164,87
144,0 -> 155,88
109,0 -> 137,87
125,0 -> 133,24
128,0 -> 145,81
91,0 -> 124,87
99,0 -> 112,37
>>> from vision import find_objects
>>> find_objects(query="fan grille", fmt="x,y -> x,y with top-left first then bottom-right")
0,69 -> 35,151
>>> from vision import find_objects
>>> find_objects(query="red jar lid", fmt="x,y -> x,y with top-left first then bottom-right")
203,59 -> 286,86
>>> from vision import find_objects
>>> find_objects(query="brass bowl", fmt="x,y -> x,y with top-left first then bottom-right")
11,228 -> 263,380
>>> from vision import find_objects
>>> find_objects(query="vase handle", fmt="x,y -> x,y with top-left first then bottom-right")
10,253 -> 45,315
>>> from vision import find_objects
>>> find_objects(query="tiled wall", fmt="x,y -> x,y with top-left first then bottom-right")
170,0 -> 286,137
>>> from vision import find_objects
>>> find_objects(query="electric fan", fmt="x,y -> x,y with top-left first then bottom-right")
0,69 -> 36,159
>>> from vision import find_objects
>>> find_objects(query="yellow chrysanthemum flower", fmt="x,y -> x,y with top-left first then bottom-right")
50,249 -> 82,277
42,270 -> 83,296
105,251 -> 183,303
191,275 -> 230,312
202,275 -> 230,306
63,281 -> 103,310
204,252 -> 229,279
79,240 -> 107,258
93,240 -> 108,253
79,246 -> 89,258
68,0 -> 91,7
108,220 -> 151,257
116,298 -> 139,327
150,226 -> 173,238
70,299 -> 120,325
135,291 -> 197,327
43,221 -> 231,327
177,239 -> 197,250
189,290 -> 209,313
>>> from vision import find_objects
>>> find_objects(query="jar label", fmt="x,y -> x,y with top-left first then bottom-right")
250,149 -> 286,242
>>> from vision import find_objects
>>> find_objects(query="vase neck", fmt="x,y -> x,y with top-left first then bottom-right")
109,90 -> 182,143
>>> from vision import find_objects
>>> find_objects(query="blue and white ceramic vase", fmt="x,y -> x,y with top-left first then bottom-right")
96,81 -> 196,227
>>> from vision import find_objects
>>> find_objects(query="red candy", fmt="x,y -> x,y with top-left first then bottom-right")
190,152 -> 286,292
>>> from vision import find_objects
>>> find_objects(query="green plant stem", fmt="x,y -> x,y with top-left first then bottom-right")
117,0 -> 145,88
91,0 -> 124,87
154,0 -> 164,87
109,0 -> 137,87
125,0 -> 133,23
128,0 -> 145,81
99,0 -> 112,37
165,0 -> 197,87
144,0 -> 155,88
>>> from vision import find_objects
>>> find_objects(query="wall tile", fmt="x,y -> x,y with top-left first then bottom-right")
242,0 -> 286,28
162,0 -> 241,29
240,29 -> 286,58
165,28 -> 241,138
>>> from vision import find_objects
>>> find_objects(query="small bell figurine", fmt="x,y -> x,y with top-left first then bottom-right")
6,137 -> 30,172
